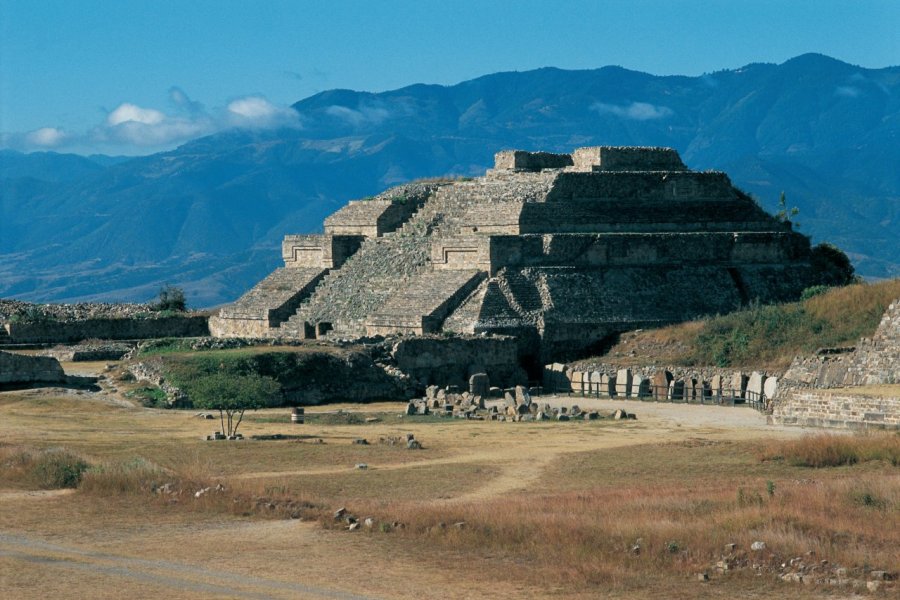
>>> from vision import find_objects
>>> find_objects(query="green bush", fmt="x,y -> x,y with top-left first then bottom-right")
126,386 -> 168,408
152,284 -> 187,312
800,285 -> 830,301
31,448 -> 91,488
810,243 -> 855,286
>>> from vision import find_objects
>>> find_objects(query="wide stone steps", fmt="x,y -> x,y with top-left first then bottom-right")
283,233 -> 433,337
219,267 -> 327,326
278,176 -> 556,339
366,269 -> 486,334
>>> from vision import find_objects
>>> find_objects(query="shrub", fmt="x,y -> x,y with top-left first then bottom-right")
152,284 -> 187,312
126,386 -> 168,408
18,448 -> 91,489
810,243 -> 855,286
800,285 -> 830,301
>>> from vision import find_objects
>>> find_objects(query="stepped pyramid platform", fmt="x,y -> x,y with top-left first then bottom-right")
210,146 -> 830,362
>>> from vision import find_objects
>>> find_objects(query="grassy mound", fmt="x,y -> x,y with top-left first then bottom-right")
593,279 -> 900,369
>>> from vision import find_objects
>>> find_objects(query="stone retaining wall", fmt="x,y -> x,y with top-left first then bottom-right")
770,390 -> 899,429
391,335 -> 526,389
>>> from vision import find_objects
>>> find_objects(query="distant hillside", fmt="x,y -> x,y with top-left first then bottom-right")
1,54 -> 898,306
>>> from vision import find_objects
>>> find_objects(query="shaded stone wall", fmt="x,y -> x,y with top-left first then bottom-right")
390,335 -> 526,388
5,316 -> 209,344
0,350 -> 67,385
493,150 -> 573,171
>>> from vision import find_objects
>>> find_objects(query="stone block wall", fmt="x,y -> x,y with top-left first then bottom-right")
570,146 -> 687,172
771,390 -> 899,429
390,335 -> 526,388
324,183 -> 434,238
0,350 -> 67,385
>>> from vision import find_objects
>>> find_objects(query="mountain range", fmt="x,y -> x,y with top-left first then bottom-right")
1,53 -> 898,307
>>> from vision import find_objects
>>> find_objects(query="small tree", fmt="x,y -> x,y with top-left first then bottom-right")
188,373 -> 281,437
775,191 -> 800,228
153,284 -> 187,312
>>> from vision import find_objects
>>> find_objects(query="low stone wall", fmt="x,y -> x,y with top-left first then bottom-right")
4,315 -> 209,344
43,342 -> 132,362
770,390 -> 899,430
0,350 -> 67,385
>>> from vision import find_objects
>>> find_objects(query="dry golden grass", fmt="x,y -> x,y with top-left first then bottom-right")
1,388 -> 896,598
758,432 -> 900,467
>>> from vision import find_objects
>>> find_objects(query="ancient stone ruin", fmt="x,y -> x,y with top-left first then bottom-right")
211,146 -> 826,365
771,298 -> 900,429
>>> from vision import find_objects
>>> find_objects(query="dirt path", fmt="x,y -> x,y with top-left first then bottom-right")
0,531 -> 379,600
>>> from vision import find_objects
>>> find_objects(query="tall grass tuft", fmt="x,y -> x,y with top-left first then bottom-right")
79,457 -> 169,495
758,433 -> 900,467
0,445 -> 91,489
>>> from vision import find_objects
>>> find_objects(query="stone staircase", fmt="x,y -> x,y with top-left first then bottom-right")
366,269 -> 486,335
218,267 -> 327,328
278,177 -> 553,338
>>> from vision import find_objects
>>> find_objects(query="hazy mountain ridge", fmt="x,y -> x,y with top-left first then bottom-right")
1,54 -> 897,306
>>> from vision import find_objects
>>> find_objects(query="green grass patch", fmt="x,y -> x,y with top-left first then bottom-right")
125,386 -> 168,408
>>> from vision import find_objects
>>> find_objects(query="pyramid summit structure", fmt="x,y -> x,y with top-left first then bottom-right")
211,146 -> 828,362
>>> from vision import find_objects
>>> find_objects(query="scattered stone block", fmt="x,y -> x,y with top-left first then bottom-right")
515,384 -> 531,406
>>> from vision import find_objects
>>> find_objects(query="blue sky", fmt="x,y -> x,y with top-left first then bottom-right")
2,0 -> 898,155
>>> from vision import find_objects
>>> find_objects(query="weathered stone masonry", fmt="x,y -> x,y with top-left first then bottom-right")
211,146 -> 826,367
772,299 -> 900,429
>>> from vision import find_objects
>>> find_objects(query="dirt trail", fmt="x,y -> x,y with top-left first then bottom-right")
0,530 -> 379,600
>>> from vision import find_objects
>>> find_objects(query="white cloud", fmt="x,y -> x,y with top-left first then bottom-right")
591,101 -> 674,121
26,127 -> 67,147
107,103 -> 166,126
3,91 -> 301,154
227,96 -> 300,128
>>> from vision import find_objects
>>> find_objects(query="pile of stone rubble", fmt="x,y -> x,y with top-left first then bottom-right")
0,299 -> 155,322
406,377 -> 635,422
